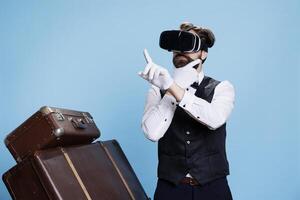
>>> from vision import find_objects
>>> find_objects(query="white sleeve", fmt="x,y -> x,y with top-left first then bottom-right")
141,85 -> 177,142
178,80 -> 235,130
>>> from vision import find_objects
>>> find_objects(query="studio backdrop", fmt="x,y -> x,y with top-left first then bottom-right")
0,0 -> 299,199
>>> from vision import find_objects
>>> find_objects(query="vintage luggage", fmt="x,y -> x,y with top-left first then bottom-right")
5,106 -> 101,162
3,141 -> 150,200
101,140 -> 149,200
2,157 -> 48,200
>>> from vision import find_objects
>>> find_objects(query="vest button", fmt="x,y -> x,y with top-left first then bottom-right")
186,140 -> 190,144
186,131 -> 190,135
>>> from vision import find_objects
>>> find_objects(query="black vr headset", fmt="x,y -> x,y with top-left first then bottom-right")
159,30 -> 204,53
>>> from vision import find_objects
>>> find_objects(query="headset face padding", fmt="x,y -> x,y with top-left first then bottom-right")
159,30 -> 201,53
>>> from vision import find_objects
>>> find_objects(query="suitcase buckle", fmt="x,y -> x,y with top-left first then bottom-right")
83,113 -> 94,124
54,112 -> 65,121
71,118 -> 87,129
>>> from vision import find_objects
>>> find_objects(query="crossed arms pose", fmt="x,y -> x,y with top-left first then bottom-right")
138,49 -> 235,142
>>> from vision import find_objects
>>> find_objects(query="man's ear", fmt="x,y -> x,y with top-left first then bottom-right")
200,50 -> 208,61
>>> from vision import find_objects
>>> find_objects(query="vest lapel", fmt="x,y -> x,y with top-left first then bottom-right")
195,76 -> 210,98
204,78 -> 220,97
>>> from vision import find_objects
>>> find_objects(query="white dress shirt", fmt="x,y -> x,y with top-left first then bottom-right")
141,68 -> 235,178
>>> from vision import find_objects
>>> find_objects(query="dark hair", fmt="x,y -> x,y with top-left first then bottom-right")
180,22 -> 215,63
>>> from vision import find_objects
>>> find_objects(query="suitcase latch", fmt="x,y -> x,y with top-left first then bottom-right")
83,113 -> 94,124
71,118 -> 87,129
54,112 -> 65,121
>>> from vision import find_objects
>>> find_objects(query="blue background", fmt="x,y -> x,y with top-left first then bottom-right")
0,0 -> 299,199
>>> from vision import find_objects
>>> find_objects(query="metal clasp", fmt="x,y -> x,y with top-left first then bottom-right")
54,112 -> 65,121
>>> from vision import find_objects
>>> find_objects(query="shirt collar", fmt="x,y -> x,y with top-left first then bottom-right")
197,68 -> 204,85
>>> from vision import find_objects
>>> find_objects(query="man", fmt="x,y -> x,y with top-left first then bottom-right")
138,22 -> 235,200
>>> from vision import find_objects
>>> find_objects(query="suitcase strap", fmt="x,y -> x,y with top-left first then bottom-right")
100,142 -> 136,200
61,148 -> 92,200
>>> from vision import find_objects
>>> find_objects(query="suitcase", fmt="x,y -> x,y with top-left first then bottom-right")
3,141 -> 150,200
101,140 -> 150,200
2,157 -> 48,200
5,106 -> 101,162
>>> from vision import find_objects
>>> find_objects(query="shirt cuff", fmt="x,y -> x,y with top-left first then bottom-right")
178,90 -> 195,110
160,93 -> 178,111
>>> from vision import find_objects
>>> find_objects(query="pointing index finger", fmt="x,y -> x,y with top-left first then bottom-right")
143,49 -> 152,63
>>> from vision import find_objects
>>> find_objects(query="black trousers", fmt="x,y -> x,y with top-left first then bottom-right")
153,176 -> 233,200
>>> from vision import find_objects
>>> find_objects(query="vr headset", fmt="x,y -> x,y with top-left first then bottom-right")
159,30 -> 202,53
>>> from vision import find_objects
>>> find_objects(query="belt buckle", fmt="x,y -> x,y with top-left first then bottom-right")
189,178 -> 194,186
189,178 -> 198,186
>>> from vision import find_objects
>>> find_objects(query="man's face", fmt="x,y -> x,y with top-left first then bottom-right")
172,29 -> 203,68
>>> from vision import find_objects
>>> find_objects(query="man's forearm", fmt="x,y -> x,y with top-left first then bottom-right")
166,82 -> 185,102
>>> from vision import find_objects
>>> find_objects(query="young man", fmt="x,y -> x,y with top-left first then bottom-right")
138,22 -> 235,200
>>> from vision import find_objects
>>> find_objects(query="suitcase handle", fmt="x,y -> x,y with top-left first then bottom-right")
71,118 -> 87,129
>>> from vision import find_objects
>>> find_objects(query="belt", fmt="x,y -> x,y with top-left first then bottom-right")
179,177 -> 200,186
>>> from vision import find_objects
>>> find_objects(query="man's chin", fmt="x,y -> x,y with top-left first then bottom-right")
173,58 -> 189,68
173,62 -> 187,68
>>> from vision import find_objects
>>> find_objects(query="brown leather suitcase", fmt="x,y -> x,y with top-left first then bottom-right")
101,140 -> 150,200
5,106 -> 101,162
3,141 -> 150,200
2,157 -> 48,200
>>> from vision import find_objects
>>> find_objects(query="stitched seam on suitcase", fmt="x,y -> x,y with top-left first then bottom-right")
100,142 -> 135,200
61,148 -> 92,200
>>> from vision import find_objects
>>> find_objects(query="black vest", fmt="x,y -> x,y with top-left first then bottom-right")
158,75 -> 230,186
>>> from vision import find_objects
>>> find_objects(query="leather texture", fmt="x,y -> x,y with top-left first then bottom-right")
5,106 -> 101,163
3,141 -> 150,200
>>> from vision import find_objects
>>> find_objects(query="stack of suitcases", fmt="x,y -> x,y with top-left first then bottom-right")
2,106 -> 150,200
